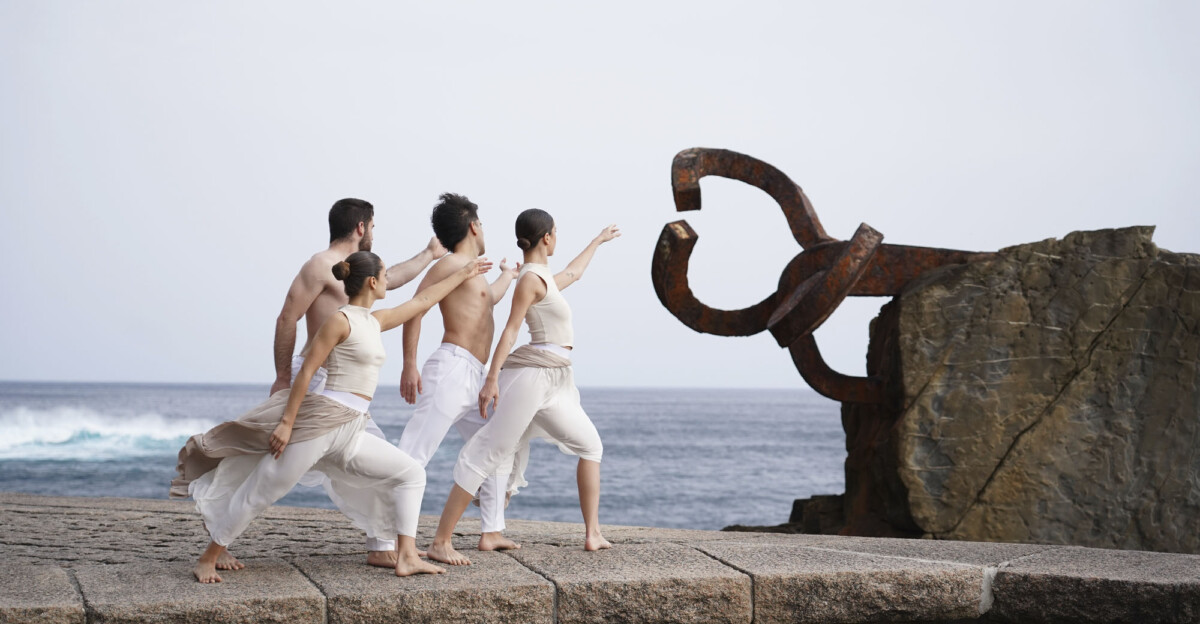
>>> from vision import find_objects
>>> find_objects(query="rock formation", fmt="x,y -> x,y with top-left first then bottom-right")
838,227 -> 1200,553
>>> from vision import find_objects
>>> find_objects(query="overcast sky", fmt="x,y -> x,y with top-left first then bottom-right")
2,2 -> 1197,390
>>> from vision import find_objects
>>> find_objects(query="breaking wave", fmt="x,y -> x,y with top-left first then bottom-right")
0,406 -> 216,461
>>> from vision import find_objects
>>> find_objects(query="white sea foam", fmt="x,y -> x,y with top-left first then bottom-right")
0,406 -> 217,461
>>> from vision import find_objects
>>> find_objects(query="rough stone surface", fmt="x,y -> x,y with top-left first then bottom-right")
294,553 -> 553,624
73,558 -> 325,624
992,546 -> 1200,623
6,493 -> 1199,623
0,565 -> 83,624
846,227 -> 1200,553
511,543 -> 751,624
698,540 -> 983,624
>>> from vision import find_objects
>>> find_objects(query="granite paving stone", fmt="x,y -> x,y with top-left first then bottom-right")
73,558 -> 325,624
510,542 -> 751,624
295,552 -> 553,624
0,565 -> 84,624
6,493 -> 1200,623
990,545 -> 1200,623
697,541 -> 983,624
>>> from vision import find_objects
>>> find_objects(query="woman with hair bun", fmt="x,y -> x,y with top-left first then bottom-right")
173,250 -> 491,582
427,209 -> 620,565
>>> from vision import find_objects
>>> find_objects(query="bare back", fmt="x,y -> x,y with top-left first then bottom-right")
295,249 -> 351,357
424,254 -> 497,364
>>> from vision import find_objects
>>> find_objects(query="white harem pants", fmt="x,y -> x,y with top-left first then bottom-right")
398,344 -> 510,533
291,354 -> 395,551
189,393 -> 425,547
453,364 -> 602,498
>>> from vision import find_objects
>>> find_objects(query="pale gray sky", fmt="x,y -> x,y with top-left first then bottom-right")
2,2 -> 1197,389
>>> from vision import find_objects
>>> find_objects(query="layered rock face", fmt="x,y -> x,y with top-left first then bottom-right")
843,227 -> 1200,553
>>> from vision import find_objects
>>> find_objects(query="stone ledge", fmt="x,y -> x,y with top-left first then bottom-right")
294,552 -> 554,624
3,493 -> 1199,623
0,565 -> 83,624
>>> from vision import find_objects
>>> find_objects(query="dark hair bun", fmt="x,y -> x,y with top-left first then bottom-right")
332,261 -> 351,280
516,237 -> 532,251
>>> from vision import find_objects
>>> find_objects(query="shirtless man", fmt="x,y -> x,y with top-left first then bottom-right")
248,197 -> 445,571
397,193 -> 521,563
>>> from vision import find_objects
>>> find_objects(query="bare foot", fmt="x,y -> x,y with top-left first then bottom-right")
584,533 -> 612,552
426,541 -> 471,565
193,560 -> 223,583
367,549 -> 398,568
478,532 -> 521,551
394,553 -> 445,577
215,551 -> 244,571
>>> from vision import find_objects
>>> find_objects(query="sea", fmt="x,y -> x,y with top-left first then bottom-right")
0,382 -> 846,530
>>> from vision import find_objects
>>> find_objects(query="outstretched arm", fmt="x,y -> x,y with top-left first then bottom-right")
478,274 -> 544,419
385,237 -> 448,290
374,257 -> 492,332
271,263 -> 325,395
268,313 -> 350,458
489,258 -> 521,304
554,224 -> 620,291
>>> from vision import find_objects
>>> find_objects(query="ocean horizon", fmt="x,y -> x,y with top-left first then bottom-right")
0,381 -> 846,530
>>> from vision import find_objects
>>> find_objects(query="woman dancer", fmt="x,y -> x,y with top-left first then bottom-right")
427,210 -> 619,565
172,251 -> 490,582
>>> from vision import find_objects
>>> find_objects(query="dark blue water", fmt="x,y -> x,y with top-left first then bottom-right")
0,382 -> 845,529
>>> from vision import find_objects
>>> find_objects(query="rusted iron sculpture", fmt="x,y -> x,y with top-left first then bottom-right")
652,148 -> 993,404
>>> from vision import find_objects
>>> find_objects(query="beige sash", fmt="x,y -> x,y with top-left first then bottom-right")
501,344 -> 572,370
169,390 -> 363,499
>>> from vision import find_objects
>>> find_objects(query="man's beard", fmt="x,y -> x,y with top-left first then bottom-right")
359,236 -> 372,252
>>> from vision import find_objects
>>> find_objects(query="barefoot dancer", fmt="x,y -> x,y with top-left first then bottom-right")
173,251 -> 491,582
271,198 -> 446,569
398,194 -> 522,554
427,210 -> 619,565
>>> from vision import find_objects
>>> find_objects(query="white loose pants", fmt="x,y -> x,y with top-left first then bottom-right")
190,409 -> 426,547
291,354 -> 395,551
398,344 -> 510,533
454,365 -> 602,498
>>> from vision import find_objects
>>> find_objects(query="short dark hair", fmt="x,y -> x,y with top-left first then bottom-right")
429,193 -> 480,251
329,198 -> 374,243
515,208 -> 554,251
331,251 -> 384,298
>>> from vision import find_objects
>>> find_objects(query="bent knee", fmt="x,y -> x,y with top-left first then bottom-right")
577,437 -> 603,463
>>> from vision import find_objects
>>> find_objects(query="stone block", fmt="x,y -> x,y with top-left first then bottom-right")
990,546 -> 1200,623
698,541 -> 982,623
511,542 -> 751,624
73,558 -> 324,624
806,535 -> 1050,567
0,565 -> 83,624
293,553 -> 553,624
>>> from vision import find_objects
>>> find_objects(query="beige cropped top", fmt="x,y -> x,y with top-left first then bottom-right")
520,263 -> 574,349
323,305 -> 386,398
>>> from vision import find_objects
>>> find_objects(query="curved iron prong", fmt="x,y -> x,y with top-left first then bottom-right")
651,220 -> 776,336
768,223 -> 884,347
673,148 -> 836,249
788,335 -> 886,404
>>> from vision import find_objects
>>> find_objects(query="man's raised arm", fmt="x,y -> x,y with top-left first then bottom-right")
271,263 -> 324,395
386,237 -> 447,290
489,258 -> 521,304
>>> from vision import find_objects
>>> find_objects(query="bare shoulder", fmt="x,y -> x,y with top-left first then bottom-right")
301,249 -> 342,283
517,271 -> 547,296
427,253 -> 469,280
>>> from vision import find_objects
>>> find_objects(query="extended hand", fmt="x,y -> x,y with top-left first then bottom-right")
400,367 -> 422,404
499,257 -> 521,278
478,379 -> 500,420
596,224 -> 621,244
269,423 -> 293,459
428,236 -> 448,260
462,256 -> 494,279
